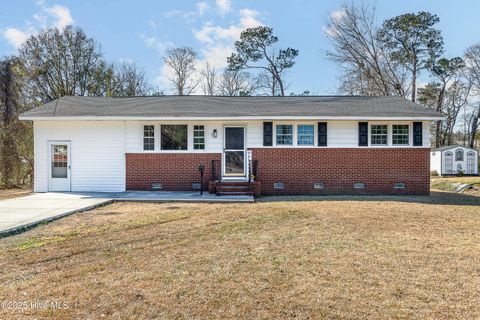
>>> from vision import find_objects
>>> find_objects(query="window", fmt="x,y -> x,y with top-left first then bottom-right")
455,148 -> 464,161
371,125 -> 388,146
297,125 -> 314,146
161,125 -> 188,150
276,125 -> 293,145
445,151 -> 453,174
467,151 -> 475,174
143,125 -> 155,151
51,145 -> 68,178
392,125 -> 409,145
193,125 -> 205,150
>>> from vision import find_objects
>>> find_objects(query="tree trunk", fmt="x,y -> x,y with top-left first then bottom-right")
468,103 -> 480,148
0,60 -> 18,188
411,55 -> 417,102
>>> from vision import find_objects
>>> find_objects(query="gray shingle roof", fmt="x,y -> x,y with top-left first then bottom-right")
20,95 -> 442,119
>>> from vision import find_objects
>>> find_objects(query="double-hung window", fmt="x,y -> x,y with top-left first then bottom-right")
276,125 -> 293,145
297,125 -> 314,146
143,125 -> 155,151
392,125 -> 409,146
193,125 -> 205,150
370,125 -> 388,146
161,125 -> 188,150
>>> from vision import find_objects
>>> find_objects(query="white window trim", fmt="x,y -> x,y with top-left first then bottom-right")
193,124 -> 206,150
274,123 -> 295,147
369,123 -> 389,147
297,123 -> 316,147
392,123 -> 411,146
142,124 -> 156,152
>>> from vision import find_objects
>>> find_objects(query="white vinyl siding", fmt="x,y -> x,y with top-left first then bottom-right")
34,121 -> 126,192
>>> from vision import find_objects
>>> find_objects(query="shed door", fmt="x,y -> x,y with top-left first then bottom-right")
48,142 -> 71,191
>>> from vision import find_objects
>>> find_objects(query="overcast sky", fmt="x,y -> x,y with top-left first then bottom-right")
1,0 -> 479,95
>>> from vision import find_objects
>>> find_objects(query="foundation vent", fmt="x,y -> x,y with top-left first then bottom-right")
274,182 -> 285,189
353,182 -> 365,189
152,182 -> 163,190
314,182 -> 325,189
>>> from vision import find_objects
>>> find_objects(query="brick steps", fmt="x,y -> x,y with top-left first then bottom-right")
209,181 -> 261,197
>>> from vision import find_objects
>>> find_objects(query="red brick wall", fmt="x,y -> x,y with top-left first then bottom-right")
126,149 -> 430,195
126,153 -> 221,191
250,148 -> 430,195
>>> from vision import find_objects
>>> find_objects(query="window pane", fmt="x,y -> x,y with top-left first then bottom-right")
225,127 -> 244,150
193,125 -> 205,150
392,125 -> 409,145
276,125 -> 293,145
371,125 -> 388,146
297,125 -> 314,145
161,125 -> 188,150
143,125 -> 155,150
455,149 -> 464,161
51,145 -> 67,178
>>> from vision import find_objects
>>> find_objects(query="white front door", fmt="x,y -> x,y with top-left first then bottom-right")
48,142 -> 71,191
223,126 -> 246,177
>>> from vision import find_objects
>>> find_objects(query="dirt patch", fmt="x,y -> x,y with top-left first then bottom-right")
0,187 -> 32,200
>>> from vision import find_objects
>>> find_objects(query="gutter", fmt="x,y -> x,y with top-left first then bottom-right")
19,115 -> 444,121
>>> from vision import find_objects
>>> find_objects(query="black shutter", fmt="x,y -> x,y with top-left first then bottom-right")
413,122 -> 423,146
358,122 -> 368,146
263,122 -> 273,146
318,122 -> 327,146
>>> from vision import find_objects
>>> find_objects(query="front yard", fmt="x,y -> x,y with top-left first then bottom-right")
1,191 -> 479,319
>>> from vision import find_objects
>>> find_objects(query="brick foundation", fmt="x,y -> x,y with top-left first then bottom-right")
249,148 -> 430,195
126,153 -> 221,191
126,148 -> 430,195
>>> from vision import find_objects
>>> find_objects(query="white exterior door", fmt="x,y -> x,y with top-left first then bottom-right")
48,142 -> 71,191
223,126 -> 246,177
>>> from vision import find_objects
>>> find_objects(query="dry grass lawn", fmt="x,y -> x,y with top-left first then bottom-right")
0,192 -> 480,319
0,187 -> 32,200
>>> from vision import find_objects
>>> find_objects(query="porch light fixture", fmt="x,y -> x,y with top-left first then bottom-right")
212,129 -> 218,138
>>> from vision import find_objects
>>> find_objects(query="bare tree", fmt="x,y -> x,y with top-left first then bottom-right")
326,3 -> 411,97
200,62 -> 217,95
218,69 -> 257,96
442,81 -> 471,145
111,62 -> 151,96
464,43 -> 480,148
428,57 -> 464,147
19,26 -> 104,105
163,47 -> 199,95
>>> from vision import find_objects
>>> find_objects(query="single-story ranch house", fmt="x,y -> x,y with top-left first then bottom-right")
430,145 -> 478,176
20,96 -> 442,196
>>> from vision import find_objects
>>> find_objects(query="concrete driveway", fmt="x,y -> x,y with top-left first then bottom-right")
0,193 -> 113,236
0,191 -> 253,236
